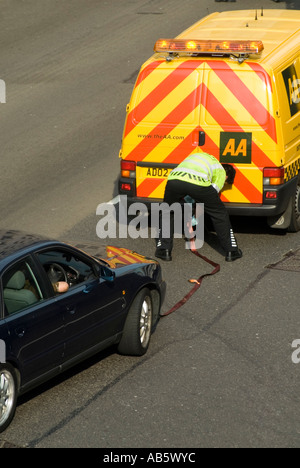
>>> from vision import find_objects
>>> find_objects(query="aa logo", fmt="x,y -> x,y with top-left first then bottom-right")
282,64 -> 300,117
220,132 -> 252,164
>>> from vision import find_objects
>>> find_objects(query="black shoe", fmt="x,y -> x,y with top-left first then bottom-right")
225,249 -> 243,262
155,248 -> 172,261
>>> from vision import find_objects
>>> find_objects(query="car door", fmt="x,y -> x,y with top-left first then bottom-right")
1,256 -> 65,387
35,247 -> 126,362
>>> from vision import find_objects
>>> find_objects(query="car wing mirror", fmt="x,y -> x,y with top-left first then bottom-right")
100,266 -> 115,282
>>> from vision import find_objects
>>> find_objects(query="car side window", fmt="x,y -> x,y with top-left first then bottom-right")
37,248 -> 98,291
2,257 -> 44,316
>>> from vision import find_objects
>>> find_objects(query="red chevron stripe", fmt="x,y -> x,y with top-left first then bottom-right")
124,61 -> 203,138
201,85 -> 263,202
197,126 -> 222,159
126,85 -> 202,162
164,125 -> 219,164
220,171 -> 262,204
163,128 -> 199,164
137,178 -> 164,198
221,192 -> 230,203
247,62 -> 273,93
202,84 -> 237,127
233,168 -> 262,203
134,60 -> 162,88
206,61 -> 277,143
202,85 -> 275,167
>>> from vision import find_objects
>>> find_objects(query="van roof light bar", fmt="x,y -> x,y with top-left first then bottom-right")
154,39 -> 264,57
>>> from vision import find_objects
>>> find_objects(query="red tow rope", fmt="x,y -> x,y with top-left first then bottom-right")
160,228 -> 220,317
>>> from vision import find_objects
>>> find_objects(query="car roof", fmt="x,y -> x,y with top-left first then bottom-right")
0,230 -> 55,261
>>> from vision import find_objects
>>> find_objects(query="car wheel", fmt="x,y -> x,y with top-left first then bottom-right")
267,176 -> 300,232
118,288 -> 153,356
0,364 -> 18,433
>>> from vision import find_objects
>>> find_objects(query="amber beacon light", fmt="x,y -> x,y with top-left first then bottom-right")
154,39 -> 264,55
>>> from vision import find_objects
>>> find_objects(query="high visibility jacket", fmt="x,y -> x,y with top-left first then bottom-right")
168,153 -> 226,193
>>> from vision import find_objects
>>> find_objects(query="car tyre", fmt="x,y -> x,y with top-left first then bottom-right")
0,364 -> 18,433
118,288 -> 153,356
267,175 -> 300,232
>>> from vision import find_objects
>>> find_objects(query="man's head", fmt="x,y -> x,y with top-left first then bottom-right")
222,164 -> 236,185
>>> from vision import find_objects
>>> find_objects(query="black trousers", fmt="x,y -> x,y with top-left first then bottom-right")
157,179 -> 238,253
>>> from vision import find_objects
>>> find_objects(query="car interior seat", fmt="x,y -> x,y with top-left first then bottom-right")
3,270 -> 38,315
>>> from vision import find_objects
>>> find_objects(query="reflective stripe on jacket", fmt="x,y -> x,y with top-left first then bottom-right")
168,153 -> 226,192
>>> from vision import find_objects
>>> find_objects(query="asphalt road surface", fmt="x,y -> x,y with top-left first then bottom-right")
1,0 -> 300,449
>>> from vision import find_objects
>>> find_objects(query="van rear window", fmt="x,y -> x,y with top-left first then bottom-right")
130,64 -> 272,131
203,69 -> 271,128
132,68 -> 201,126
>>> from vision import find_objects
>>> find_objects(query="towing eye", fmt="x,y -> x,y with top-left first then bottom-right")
160,223 -> 220,317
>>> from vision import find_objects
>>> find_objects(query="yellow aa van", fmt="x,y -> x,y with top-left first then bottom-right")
118,9 -> 300,231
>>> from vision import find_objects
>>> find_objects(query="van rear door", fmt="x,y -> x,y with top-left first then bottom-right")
122,59 -> 278,203
122,60 -> 204,199
201,61 -> 279,205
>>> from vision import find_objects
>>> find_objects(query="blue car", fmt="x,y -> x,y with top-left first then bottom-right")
0,230 -> 166,432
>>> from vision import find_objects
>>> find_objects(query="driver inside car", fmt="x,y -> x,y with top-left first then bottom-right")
52,281 -> 69,294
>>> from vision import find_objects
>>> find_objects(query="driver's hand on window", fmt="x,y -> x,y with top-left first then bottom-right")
53,281 -> 69,294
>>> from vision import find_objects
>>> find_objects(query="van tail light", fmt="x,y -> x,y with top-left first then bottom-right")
121,183 -> 132,192
121,160 -> 136,178
263,167 -> 284,186
265,191 -> 277,199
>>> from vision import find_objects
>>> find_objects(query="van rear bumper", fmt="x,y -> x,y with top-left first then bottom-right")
225,203 -> 287,216
119,177 -> 298,217
226,177 -> 297,216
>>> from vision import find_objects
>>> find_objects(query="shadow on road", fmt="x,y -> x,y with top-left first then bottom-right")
286,0 -> 300,9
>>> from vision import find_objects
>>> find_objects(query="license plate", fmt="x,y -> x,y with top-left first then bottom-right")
140,167 -> 172,179
136,166 -> 172,198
